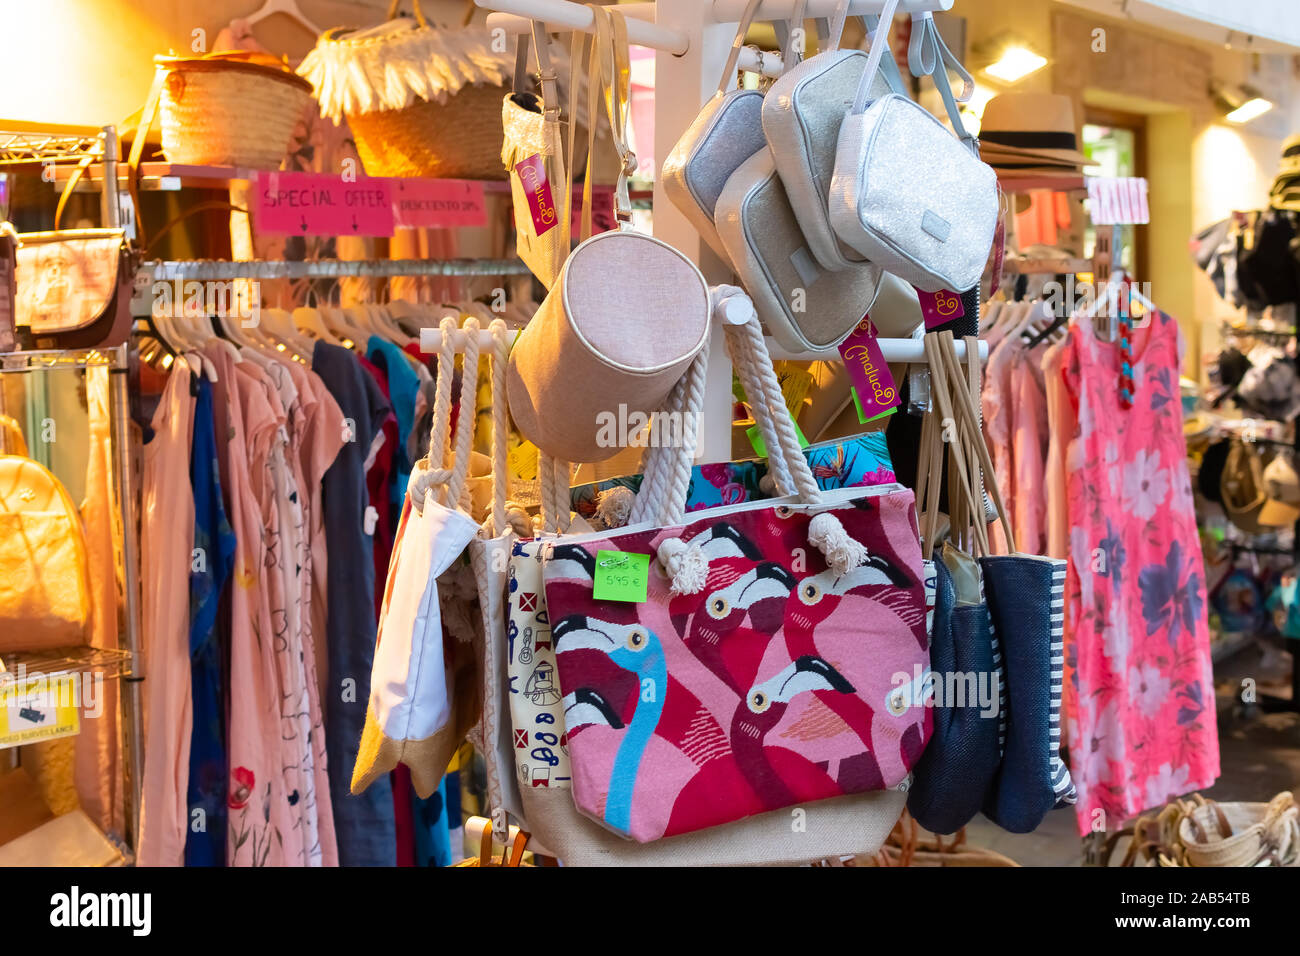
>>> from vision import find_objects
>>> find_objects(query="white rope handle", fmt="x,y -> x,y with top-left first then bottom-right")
408,314 -> 482,514
408,315 -> 458,512
658,337 -> 710,526
539,452 -> 572,534
448,315 -> 482,510
489,318 -> 510,537
725,314 -> 823,505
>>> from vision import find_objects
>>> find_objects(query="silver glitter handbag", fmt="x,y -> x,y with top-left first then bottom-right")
761,0 -> 895,272
828,2 -> 997,293
661,0 -> 777,263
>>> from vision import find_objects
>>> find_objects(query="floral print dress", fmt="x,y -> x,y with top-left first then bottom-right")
1050,311 -> 1220,835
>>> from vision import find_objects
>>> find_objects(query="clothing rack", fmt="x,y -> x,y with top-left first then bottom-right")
0,345 -> 145,858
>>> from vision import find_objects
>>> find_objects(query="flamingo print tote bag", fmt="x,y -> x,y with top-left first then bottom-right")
536,307 -> 929,844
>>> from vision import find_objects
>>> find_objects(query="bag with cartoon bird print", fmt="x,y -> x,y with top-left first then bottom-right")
537,297 -> 930,846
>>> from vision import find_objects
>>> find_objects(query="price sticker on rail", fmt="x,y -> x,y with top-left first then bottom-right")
593,550 -> 649,603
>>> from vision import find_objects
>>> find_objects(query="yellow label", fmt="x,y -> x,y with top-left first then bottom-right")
0,674 -> 81,749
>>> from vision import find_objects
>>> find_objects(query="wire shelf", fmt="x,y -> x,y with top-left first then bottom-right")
0,646 -> 134,683
0,125 -> 105,166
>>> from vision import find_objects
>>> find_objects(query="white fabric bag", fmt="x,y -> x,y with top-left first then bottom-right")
351,317 -> 487,799
828,2 -> 998,293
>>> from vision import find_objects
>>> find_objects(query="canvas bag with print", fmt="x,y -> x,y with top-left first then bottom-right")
540,301 -> 930,844
496,328 -> 906,865
461,319 -> 540,841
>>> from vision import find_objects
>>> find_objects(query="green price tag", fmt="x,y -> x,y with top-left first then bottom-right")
746,417 -> 809,458
593,550 -> 650,603
852,387 -> 898,425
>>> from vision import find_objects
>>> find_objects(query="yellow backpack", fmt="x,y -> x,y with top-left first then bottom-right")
0,418 -> 91,653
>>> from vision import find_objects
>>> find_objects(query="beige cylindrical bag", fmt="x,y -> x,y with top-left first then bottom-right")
507,6 -> 709,463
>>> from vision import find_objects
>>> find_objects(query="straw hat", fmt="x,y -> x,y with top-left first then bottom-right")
978,93 -> 1097,172
1281,135 -> 1300,177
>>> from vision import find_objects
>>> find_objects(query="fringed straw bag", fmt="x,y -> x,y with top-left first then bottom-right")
298,0 -> 514,179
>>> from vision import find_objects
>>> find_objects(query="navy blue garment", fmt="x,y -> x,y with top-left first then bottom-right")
313,342 -> 397,866
980,555 -> 1075,833
907,557 -> 1001,835
185,375 -> 237,866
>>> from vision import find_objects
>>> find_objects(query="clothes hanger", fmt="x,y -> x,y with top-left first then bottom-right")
243,0 -> 323,35
981,300 -> 1005,334
365,295 -> 415,349
201,316 -> 245,365
184,348 -> 217,383
291,283 -> 342,347
260,307 -> 313,361
326,306 -> 370,349
293,304 -> 341,346
386,299 -> 424,337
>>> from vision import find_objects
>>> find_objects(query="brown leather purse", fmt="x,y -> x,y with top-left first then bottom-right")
14,228 -> 134,351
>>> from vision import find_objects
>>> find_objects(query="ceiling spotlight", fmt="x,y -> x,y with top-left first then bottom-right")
982,41 -> 1048,84
1211,81 -> 1274,124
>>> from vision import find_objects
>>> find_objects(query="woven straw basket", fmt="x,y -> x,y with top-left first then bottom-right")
348,82 -> 508,180
155,53 -> 313,169
298,1 -> 513,180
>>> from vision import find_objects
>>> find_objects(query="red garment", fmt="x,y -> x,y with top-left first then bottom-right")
403,341 -> 435,374
357,355 -> 398,617
391,765 -> 417,867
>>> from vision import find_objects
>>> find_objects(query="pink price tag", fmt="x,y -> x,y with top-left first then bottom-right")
392,178 -> 488,230
838,316 -> 901,421
916,288 -> 966,329
512,155 -> 559,237
254,172 -> 395,236
989,211 -> 1006,299
571,185 -> 617,237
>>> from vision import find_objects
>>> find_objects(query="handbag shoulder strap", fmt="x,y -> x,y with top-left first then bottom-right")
850,0 -> 899,114
810,0 -> 851,54
716,0 -> 765,94
933,331 -> 1016,554
780,0 -> 810,67
514,19 -> 560,111
907,11 -> 978,153
860,14 -> 907,96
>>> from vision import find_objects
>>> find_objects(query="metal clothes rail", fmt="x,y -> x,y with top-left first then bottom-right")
138,258 -> 534,281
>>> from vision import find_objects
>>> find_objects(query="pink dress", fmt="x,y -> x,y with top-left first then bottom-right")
1054,311 -> 1219,834
137,361 -> 197,867
205,345 -> 293,866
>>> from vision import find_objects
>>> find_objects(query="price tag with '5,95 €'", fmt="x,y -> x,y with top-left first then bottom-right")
593,550 -> 649,603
